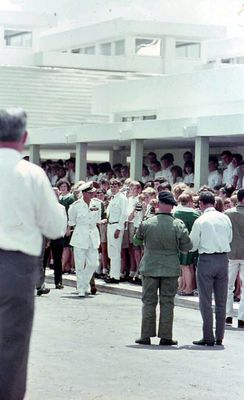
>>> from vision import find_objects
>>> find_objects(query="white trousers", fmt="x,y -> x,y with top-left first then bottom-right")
226,259 -> 244,320
73,245 -> 98,295
107,224 -> 124,280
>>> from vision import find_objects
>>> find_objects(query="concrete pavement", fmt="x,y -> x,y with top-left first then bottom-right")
45,269 -> 240,316
27,286 -> 244,400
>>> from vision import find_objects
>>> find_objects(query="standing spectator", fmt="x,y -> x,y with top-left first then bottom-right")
0,108 -> 66,400
105,179 -> 128,284
232,154 -> 244,189
57,178 -> 74,273
68,182 -> 101,297
190,191 -> 232,346
221,150 -> 235,186
225,189 -> 244,328
208,156 -> 222,189
174,192 -> 200,296
134,191 -> 192,346
151,160 -> 163,179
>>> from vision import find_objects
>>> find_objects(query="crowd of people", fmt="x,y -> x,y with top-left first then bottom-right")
39,150 -> 243,296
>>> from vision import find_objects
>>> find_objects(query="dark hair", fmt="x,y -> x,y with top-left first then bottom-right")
183,151 -> 193,160
171,165 -> 183,177
151,160 -> 161,169
237,188 -> 244,202
160,153 -> 174,164
221,150 -> 232,158
198,191 -> 215,205
209,156 -> 219,166
233,153 -> 243,164
158,182 -> 172,192
184,160 -> 194,174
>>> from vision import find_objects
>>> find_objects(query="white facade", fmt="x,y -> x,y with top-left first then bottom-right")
0,12 -> 244,186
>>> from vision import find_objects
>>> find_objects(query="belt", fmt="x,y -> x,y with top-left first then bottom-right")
201,252 -> 227,255
108,221 -> 119,225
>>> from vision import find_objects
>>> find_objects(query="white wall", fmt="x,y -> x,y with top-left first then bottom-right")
34,51 -> 164,74
206,36 -> 244,60
93,65 -> 244,120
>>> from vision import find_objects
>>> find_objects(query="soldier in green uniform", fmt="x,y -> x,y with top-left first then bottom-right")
134,191 -> 192,346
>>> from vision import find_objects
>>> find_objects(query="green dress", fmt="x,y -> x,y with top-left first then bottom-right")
174,206 -> 200,265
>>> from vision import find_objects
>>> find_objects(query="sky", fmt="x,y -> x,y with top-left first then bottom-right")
1,0 -> 244,34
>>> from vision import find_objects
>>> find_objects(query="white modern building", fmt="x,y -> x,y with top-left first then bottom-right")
1,11 -> 244,188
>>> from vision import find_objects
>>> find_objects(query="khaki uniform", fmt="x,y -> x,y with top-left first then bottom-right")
135,213 -> 192,339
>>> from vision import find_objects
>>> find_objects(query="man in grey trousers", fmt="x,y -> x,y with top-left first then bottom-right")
190,191 -> 232,346
0,108 -> 67,400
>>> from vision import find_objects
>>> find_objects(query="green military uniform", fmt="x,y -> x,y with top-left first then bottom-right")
135,213 -> 192,340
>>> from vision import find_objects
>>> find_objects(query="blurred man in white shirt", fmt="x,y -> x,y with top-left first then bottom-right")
0,108 -> 67,400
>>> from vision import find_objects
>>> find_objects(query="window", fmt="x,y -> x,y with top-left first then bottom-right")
175,42 -> 201,58
115,40 -> 125,55
121,115 -> 157,122
135,38 -> 161,56
71,48 -> 83,54
100,42 -> 111,56
84,46 -> 95,55
4,30 -> 32,47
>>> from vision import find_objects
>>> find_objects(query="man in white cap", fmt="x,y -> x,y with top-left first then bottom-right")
68,182 -> 101,297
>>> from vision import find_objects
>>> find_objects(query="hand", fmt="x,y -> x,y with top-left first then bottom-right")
114,229 -> 120,239
101,219 -> 107,225
66,227 -> 71,236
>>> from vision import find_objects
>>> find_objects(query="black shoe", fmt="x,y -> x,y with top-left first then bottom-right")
225,317 -> 233,325
55,283 -> 64,289
192,339 -> 214,346
37,287 -> 50,296
215,339 -> 223,345
104,277 -> 120,284
238,320 -> 244,328
90,286 -> 97,295
159,338 -> 178,346
133,277 -> 142,285
135,337 -> 151,345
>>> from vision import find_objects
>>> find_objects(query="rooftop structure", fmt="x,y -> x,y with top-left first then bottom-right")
0,12 -> 244,188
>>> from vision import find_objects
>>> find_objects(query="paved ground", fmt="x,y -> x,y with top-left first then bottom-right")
26,285 -> 244,400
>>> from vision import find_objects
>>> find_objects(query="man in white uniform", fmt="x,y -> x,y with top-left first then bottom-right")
105,178 -> 128,283
68,182 -> 101,297
208,156 -> 222,189
0,108 -> 67,400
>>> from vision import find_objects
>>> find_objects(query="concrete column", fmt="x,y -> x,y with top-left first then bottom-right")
125,36 -> 135,56
29,144 -> 40,165
130,139 -> 144,181
163,37 -> 176,74
75,142 -> 87,182
194,136 -> 209,190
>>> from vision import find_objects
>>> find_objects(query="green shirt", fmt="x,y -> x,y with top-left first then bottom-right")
135,213 -> 192,277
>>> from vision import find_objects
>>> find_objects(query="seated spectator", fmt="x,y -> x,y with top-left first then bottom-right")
151,160 -> 162,179
183,151 -> 193,163
221,150 -> 235,186
232,155 -> 244,189
171,165 -> 183,184
208,156 -> 222,189
141,164 -> 152,183
160,153 -> 174,184
183,160 -> 194,186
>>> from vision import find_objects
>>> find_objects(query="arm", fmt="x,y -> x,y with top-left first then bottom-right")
189,220 -> 201,252
34,170 -> 67,239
